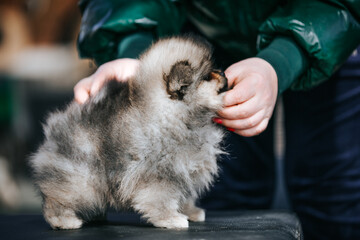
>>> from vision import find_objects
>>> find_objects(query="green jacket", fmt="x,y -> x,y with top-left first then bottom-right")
77,0 -> 360,94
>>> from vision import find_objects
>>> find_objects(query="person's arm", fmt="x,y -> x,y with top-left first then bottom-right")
257,0 -> 360,93
216,0 -> 360,137
256,37 -> 308,95
77,0 -> 186,65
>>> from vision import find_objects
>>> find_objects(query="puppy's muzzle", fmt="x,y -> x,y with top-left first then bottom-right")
210,70 -> 228,93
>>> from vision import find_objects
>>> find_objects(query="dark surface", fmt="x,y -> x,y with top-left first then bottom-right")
0,211 -> 302,240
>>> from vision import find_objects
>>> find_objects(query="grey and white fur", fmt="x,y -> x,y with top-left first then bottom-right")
30,36 -> 228,229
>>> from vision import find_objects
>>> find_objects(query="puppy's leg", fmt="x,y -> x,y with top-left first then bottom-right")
40,179 -> 107,229
43,197 -> 83,229
32,152 -> 107,229
181,198 -> 205,222
132,182 -> 188,229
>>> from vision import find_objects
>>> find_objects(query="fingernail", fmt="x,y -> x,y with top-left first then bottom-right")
213,118 -> 222,124
227,128 -> 235,132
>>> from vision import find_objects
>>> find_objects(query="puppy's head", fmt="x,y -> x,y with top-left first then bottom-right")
139,36 -> 227,111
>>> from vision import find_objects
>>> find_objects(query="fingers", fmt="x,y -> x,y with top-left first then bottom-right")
214,115 -> 270,137
222,78 -> 256,107
232,118 -> 270,137
220,110 -> 266,129
73,65 -> 110,104
217,58 -> 278,137
88,64 -> 116,95
115,58 -> 140,80
218,97 -> 260,120
74,72 -> 108,104
224,61 -> 249,89
74,77 -> 92,104
74,59 -> 141,104
215,91 -> 271,137
89,74 -> 107,96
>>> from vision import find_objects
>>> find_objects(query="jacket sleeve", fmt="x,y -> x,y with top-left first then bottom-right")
77,0 -> 186,65
257,0 -> 360,93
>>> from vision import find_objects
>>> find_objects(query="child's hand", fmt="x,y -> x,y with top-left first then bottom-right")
215,58 -> 278,137
74,58 -> 140,104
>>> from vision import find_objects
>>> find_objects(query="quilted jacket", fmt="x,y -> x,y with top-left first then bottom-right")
77,0 -> 360,93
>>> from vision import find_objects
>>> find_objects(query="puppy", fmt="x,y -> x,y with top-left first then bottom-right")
30,36 -> 227,229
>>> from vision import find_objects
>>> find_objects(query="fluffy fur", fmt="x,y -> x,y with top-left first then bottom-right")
30,36 -> 227,229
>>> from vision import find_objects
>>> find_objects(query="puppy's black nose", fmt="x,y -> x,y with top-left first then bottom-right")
210,70 -> 228,93
219,78 -> 228,94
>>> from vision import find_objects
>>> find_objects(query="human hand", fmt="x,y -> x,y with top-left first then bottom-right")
74,58 -> 140,104
214,57 -> 278,137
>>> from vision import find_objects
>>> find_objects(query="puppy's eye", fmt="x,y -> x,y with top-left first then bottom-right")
179,85 -> 188,93
204,74 -> 211,81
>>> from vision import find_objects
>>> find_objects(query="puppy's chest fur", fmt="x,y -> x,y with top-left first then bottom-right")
105,82 -> 222,199
43,79 -> 222,204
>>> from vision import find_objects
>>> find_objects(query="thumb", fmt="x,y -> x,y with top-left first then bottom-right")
74,77 -> 92,104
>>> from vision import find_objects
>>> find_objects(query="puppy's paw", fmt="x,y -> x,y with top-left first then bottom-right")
45,210 -> 83,230
187,208 -> 205,222
151,214 -> 189,229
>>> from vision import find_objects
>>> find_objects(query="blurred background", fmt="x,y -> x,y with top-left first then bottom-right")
0,0 -> 96,213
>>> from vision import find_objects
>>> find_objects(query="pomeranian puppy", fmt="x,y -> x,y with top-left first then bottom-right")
30,36 -> 227,229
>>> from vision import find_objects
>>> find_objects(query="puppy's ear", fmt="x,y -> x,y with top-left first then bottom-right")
164,61 -> 194,100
